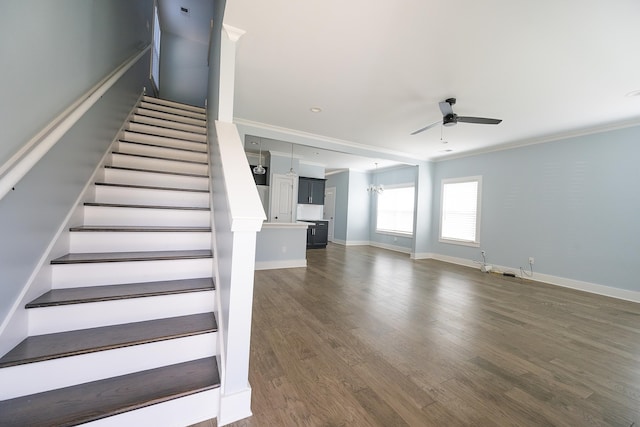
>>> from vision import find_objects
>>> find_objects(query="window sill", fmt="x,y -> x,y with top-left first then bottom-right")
376,230 -> 414,238
439,238 -> 480,248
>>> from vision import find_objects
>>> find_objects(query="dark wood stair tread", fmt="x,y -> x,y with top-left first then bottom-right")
69,226 -> 211,232
123,126 -> 205,144
0,313 -> 216,368
143,96 -> 206,112
84,202 -> 209,211
26,278 -> 214,308
123,130 -> 207,145
134,110 -> 206,126
111,151 -> 208,165
130,119 -> 206,135
51,250 -> 212,264
95,182 -> 208,193
0,357 -> 219,427
105,164 -> 209,178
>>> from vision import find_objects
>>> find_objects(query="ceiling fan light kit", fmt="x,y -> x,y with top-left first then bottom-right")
411,97 -> 502,135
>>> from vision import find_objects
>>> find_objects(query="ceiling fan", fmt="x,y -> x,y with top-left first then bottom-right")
411,98 -> 502,135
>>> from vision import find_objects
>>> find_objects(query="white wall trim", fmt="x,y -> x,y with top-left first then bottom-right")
346,240 -> 370,246
0,107 -> 141,356
369,241 -> 412,254
421,253 -> 640,304
233,118 -> 419,165
433,119 -> 640,163
255,259 -> 307,270
410,252 -> 434,260
218,387 -> 252,426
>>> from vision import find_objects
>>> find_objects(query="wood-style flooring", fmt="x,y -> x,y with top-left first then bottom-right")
193,244 -> 640,427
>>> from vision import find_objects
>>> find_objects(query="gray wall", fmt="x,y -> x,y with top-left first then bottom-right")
298,162 -> 325,179
346,170 -> 371,243
369,166 -> 418,250
431,125 -> 640,292
159,32 -> 209,107
0,0 -> 151,166
326,171 -> 349,242
413,161 -> 434,256
0,0 -> 152,325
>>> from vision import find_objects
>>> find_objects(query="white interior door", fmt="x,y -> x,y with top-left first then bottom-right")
270,174 -> 295,223
323,186 -> 336,241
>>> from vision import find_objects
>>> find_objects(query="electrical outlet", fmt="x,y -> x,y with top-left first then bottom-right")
529,257 -> 534,265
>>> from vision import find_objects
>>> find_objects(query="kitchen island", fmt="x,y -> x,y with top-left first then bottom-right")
255,222 -> 309,270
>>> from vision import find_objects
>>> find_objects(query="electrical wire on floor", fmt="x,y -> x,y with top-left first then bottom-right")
520,263 -> 533,279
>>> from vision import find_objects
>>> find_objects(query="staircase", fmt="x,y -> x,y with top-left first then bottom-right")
0,96 -> 220,426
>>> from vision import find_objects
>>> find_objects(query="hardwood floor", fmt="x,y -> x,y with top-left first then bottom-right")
194,243 -> 640,427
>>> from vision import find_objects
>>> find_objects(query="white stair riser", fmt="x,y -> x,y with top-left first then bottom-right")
122,131 -> 207,152
0,333 -> 216,400
116,141 -> 208,163
104,168 -> 209,190
82,388 -> 219,427
29,290 -> 215,334
94,185 -> 209,208
69,231 -> 212,252
52,258 -> 213,288
127,123 -> 206,143
132,114 -> 206,135
142,96 -> 206,114
138,101 -> 206,120
111,153 -> 208,176
83,206 -> 211,227
136,107 -> 206,127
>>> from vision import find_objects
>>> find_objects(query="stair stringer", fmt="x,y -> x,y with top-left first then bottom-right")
0,96 -> 139,358
0,95 -> 222,426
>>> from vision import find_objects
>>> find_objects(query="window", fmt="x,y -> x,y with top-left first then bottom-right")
376,185 -> 415,235
440,176 -> 482,246
150,3 -> 161,92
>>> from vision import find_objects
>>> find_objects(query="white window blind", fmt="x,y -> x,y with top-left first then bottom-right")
151,4 -> 161,89
376,186 -> 415,235
440,177 -> 481,245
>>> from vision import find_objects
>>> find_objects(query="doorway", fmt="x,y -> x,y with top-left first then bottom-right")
269,174 -> 297,223
323,186 -> 336,242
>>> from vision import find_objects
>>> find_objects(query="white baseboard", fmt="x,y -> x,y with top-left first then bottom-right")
422,253 -> 640,304
254,259 -> 306,270
529,271 -> 640,303
332,239 -> 371,246
369,241 -> 411,254
410,252 -> 435,260
218,387 -> 252,426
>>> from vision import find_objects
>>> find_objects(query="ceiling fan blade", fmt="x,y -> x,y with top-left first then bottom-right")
457,116 -> 502,125
410,120 -> 441,135
438,100 -> 454,116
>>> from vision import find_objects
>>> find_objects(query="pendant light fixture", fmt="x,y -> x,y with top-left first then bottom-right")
367,162 -> 384,194
252,138 -> 266,175
286,143 -> 297,176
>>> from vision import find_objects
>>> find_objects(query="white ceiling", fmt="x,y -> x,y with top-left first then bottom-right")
224,0 -> 640,166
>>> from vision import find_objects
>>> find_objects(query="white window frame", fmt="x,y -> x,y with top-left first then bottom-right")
375,183 -> 415,237
150,1 -> 161,94
439,176 -> 482,247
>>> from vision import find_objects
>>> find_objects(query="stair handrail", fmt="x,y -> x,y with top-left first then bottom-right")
0,43 -> 151,201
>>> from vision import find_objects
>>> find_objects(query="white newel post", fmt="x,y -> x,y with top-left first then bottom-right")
218,24 -> 245,123
213,119 -> 265,426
